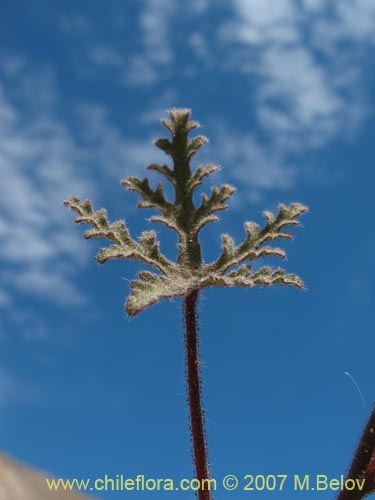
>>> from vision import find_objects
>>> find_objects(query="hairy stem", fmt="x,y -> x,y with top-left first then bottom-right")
184,289 -> 212,500
336,405 -> 375,500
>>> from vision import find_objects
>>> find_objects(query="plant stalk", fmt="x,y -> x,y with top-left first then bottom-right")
336,404 -> 375,500
184,289 -> 213,500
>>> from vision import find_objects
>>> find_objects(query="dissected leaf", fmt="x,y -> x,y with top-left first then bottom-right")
65,109 -> 307,315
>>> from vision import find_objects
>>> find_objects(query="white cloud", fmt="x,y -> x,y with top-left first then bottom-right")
0,52 -> 26,78
228,0 -> 370,134
88,45 -> 123,67
0,371 -> 16,407
302,0 -> 327,12
122,0 -> 175,86
0,53 -> 182,314
75,103 -> 166,177
0,83 -> 92,306
188,33 -> 209,59
332,0 -> 373,40
230,0 -> 300,44
0,289 -> 11,308
256,46 -> 344,148
8,267 -> 85,306
139,0 -> 175,63
0,366 -> 41,437
136,89 -> 178,125
87,0 -> 371,195
58,13 -> 91,36
213,0 -> 372,193
0,59 -> 154,309
122,57 -> 160,87
207,121 -> 296,203
190,0 -> 209,13
0,368 -> 37,410
80,0 -> 371,161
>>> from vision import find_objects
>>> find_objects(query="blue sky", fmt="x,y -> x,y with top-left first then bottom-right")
0,0 -> 373,498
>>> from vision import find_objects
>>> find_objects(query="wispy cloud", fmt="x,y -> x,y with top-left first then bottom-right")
88,44 -> 124,68
0,289 -> 11,308
0,52 -> 27,78
222,0 -> 300,44
213,0 -> 372,193
207,122 -> 296,203
0,370 -> 17,408
0,81 -> 90,306
1,2 -> 371,315
256,45 -> 345,148
0,57 -> 151,310
84,0 -> 178,87
124,0 -> 175,86
81,0 -> 371,197
0,367 -> 38,412
58,12 -> 92,36
75,102 -> 164,178
0,52 -> 182,316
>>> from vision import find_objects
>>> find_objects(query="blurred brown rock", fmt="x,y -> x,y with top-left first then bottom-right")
0,453 -> 95,500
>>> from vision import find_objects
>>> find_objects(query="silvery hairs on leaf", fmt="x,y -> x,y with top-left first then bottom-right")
64,108 -> 308,316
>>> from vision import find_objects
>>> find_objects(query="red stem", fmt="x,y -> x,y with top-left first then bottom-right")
336,405 -> 375,500
184,289 -> 213,500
